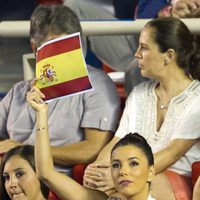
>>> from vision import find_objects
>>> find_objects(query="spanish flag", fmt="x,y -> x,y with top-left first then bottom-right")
36,32 -> 93,101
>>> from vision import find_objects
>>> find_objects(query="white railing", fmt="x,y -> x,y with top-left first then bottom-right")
0,18 -> 200,37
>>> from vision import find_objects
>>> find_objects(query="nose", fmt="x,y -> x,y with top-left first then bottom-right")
8,175 -> 18,189
134,47 -> 141,59
119,164 -> 129,176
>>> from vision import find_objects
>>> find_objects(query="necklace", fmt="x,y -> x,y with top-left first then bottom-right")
157,87 -> 185,110
157,94 -> 170,109
156,79 -> 192,110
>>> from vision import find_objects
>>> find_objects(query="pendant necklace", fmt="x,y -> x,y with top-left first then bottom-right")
157,94 -> 170,110
157,88 -> 184,110
157,79 -> 192,110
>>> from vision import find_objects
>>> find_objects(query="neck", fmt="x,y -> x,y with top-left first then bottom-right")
158,76 -> 192,95
156,75 -> 192,110
128,186 -> 150,200
158,64 -> 192,91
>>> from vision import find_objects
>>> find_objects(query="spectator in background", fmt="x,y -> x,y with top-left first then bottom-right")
83,17 -> 200,200
0,4 -> 120,177
0,145 -> 49,200
127,0 -> 200,93
136,0 -> 200,18
64,0 -> 200,95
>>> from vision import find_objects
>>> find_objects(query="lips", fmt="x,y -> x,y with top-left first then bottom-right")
119,180 -> 133,186
138,63 -> 144,69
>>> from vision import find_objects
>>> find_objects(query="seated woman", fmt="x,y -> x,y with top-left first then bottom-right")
26,87 -> 155,200
83,17 -> 200,200
0,145 -> 49,200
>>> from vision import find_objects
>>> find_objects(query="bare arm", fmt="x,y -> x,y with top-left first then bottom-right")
154,138 -> 198,174
83,136 -> 120,194
0,140 -> 22,154
27,83 -> 114,166
27,87 -> 108,200
95,136 -> 120,164
51,128 -> 113,166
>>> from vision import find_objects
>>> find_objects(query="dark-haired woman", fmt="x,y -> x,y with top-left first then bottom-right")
84,17 -> 200,200
27,85 -> 156,200
0,145 -> 49,200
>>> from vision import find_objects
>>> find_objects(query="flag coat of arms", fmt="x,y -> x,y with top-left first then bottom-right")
36,32 -> 93,101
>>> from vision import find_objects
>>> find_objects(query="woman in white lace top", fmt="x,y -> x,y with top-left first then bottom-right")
84,17 -> 200,200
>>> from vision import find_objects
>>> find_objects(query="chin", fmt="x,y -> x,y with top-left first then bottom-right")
140,72 -> 148,78
119,187 -> 136,197
140,71 -> 153,79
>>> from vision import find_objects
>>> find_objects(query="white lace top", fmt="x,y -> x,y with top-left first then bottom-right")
116,80 -> 200,176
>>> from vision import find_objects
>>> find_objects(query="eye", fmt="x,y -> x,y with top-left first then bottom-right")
130,161 -> 139,167
15,171 -> 25,178
140,45 -> 148,51
112,162 -> 121,169
3,174 -> 10,182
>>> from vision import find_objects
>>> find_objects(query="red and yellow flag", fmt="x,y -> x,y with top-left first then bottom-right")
36,32 -> 92,101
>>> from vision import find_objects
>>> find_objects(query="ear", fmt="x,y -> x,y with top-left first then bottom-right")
147,165 -> 155,183
165,48 -> 176,65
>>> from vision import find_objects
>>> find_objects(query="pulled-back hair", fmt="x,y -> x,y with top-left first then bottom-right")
0,145 -> 49,200
111,133 -> 154,166
30,4 -> 86,54
145,17 -> 200,80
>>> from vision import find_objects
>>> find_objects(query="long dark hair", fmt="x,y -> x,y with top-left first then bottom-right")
146,17 -> 200,80
0,145 -> 49,200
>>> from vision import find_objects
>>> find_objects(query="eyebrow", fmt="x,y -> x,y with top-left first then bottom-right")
3,168 -> 25,174
112,157 -> 140,162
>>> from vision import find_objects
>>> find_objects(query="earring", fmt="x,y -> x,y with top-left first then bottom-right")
164,59 -> 168,66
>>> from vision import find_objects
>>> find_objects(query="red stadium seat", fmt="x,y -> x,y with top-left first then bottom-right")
102,63 -> 127,113
192,161 -> 200,187
165,170 -> 192,200
72,164 -> 87,185
48,191 -> 61,200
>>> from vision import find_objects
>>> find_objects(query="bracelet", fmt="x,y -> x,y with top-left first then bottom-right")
35,127 -> 46,133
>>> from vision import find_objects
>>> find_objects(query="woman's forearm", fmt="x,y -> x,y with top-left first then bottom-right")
35,108 -> 54,179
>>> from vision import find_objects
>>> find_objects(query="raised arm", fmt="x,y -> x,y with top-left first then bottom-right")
27,86 -> 107,200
